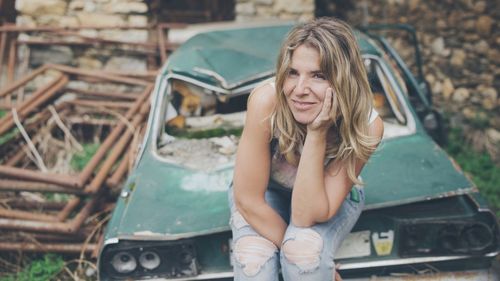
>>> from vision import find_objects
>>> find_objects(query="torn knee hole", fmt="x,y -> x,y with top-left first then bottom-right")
234,236 -> 277,276
282,228 -> 323,271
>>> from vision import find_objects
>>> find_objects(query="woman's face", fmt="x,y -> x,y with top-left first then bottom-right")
283,44 -> 331,125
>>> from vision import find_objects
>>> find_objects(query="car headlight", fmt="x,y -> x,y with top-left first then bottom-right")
139,251 -> 161,270
111,251 -> 137,274
400,221 -> 495,257
100,240 -> 198,280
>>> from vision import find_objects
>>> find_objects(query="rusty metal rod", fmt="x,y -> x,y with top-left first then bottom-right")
48,64 -> 151,86
0,242 -> 97,253
66,117 -> 118,127
0,195 -> 99,234
0,31 -> 7,82
0,22 -> 185,32
49,29 -> 159,48
0,64 -> 50,98
67,99 -> 133,109
106,151 -> 130,188
0,73 -> 65,135
85,103 -> 148,194
0,180 -> 84,194
5,40 -> 16,102
0,166 -> 80,188
5,200 -> 67,210
56,197 -> 81,222
77,84 -> 152,187
17,39 -> 159,55
65,87 -> 139,100
158,25 -> 167,63
0,208 -> 59,222
3,105 -> 69,166
1,102 -> 69,162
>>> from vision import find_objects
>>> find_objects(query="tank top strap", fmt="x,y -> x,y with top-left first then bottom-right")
369,108 -> 378,124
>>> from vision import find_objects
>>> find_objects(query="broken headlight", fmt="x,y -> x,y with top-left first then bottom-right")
100,240 -> 198,280
400,221 -> 496,257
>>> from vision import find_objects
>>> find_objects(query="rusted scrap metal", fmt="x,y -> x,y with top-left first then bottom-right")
0,23 -> 183,89
0,180 -> 84,194
0,242 -> 97,254
0,23 -> 170,254
0,64 -> 152,190
65,86 -> 140,100
0,195 -> 99,234
85,101 -> 150,194
0,197 -> 80,223
67,99 -> 134,109
77,83 -> 152,189
106,152 -> 130,189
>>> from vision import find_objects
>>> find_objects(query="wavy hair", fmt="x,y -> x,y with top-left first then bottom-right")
271,17 -> 380,185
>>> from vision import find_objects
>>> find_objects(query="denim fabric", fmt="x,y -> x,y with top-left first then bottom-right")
228,181 -> 365,281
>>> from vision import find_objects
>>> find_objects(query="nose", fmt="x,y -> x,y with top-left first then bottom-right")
294,76 -> 310,95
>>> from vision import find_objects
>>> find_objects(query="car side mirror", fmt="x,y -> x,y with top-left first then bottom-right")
423,109 -> 447,146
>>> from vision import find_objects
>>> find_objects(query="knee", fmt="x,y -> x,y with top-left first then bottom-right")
282,228 -> 323,272
233,235 -> 277,277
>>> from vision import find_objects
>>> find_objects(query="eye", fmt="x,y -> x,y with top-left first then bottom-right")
313,73 -> 326,80
288,69 -> 298,76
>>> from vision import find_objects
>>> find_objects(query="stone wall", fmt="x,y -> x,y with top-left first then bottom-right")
235,0 -> 314,22
344,0 -> 499,160
13,0 -> 150,75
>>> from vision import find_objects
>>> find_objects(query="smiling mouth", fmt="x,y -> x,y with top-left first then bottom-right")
292,100 -> 316,110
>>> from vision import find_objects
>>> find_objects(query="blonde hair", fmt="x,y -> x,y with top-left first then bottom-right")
271,17 -> 380,185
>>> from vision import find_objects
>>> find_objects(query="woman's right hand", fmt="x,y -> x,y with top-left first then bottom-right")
307,87 -> 337,133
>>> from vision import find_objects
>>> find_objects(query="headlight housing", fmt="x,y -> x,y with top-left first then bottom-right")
101,240 -> 198,280
400,220 -> 495,257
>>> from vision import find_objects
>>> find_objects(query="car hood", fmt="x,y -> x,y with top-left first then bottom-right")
106,133 -> 474,240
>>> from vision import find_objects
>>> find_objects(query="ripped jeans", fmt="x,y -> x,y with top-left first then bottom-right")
228,180 -> 365,281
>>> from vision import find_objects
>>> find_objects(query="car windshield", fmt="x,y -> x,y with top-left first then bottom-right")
156,56 -> 414,171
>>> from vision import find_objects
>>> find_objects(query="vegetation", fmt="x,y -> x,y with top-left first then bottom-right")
166,126 -> 243,139
0,128 -> 19,147
70,142 -> 101,171
0,254 -> 64,281
0,109 -> 5,118
444,127 -> 500,217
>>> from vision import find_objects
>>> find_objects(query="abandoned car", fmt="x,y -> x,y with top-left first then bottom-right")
98,22 -> 499,280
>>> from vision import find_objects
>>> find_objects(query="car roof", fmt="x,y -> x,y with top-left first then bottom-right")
163,23 -> 382,92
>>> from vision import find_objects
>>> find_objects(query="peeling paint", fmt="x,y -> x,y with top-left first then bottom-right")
180,170 -> 232,192
133,230 -> 164,236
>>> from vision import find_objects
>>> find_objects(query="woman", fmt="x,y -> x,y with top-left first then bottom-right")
229,17 -> 384,281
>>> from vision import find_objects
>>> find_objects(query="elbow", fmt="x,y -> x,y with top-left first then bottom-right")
234,192 -> 256,219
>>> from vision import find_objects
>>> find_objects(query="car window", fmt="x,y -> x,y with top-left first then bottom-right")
157,78 -> 246,170
364,58 -> 407,126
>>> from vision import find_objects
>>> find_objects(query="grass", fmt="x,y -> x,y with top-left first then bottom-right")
70,142 -> 101,172
0,254 -> 64,281
166,126 -> 243,139
444,127 -> 500,216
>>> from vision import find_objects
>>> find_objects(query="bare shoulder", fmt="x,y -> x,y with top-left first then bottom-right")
246,82 -> 277,129
247,82 -> 277,113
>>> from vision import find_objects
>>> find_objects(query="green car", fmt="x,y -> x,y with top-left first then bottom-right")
98,22 -> 499,280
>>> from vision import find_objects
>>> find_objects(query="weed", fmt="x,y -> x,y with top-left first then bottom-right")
0,254 -> 64,281
444,127 -> 500,217
70,142 -> 101,172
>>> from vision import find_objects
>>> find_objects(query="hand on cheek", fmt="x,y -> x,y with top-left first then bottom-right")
307,87 -> 335,132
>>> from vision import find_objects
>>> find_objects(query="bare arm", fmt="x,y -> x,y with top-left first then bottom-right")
291,89 -> 384,226
233,84 -> 287,247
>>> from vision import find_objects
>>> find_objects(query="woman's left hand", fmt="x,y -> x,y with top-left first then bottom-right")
307,87 -> 336,132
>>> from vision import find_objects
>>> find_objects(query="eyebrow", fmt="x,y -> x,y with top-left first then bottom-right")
289,67 -> 323,74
